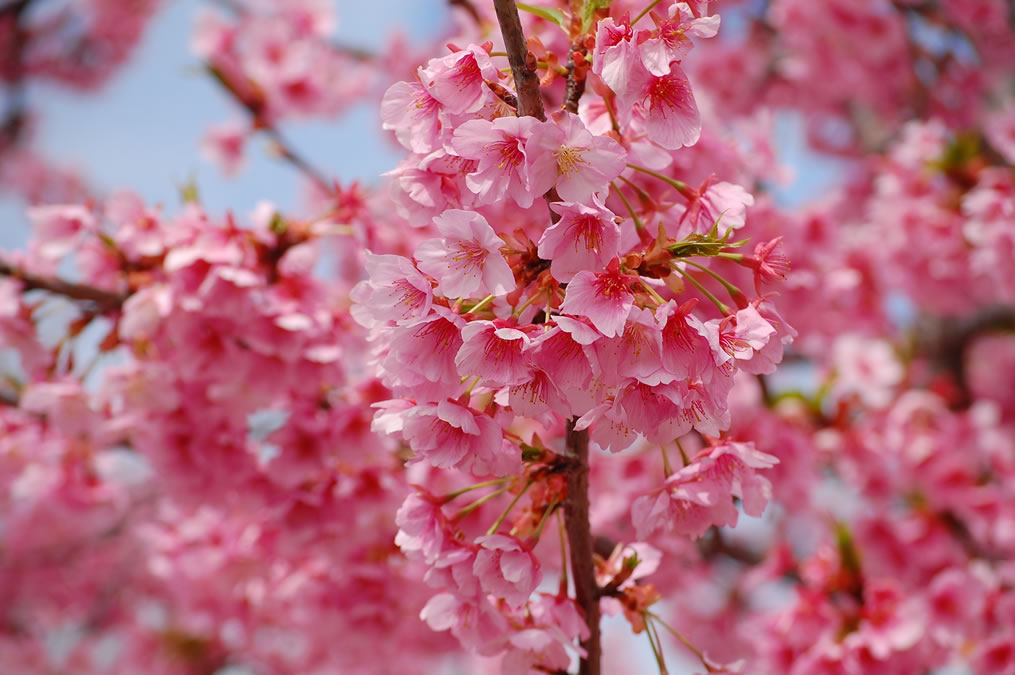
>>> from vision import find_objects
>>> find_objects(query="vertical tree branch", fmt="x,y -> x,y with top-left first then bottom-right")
563,419 -> 601,675
490,6 -> 599,669
492,0 -> 546,121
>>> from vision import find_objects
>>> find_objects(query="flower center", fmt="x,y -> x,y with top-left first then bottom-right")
449,239 -> 488,272
568,215 -> 604,253
492,139 -> 524,171
650,75 -> 691,110
555,145 -> 587,176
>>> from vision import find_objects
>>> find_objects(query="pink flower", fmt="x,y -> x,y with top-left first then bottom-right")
591,306 -> 664,386
20,380 -> 101,440
845,582 -> 926,660
925,568 -> 986,646
596,542 -> 662,589
105,190 -> 166,258
200,120 -> 247,176
381,80 -> 446,154
560,261 -> 635,338
732,304 -> 776,361
419,44 -> 498,115
420,593 -> 510,656
656,299 -> 712,382
451,116 -> 541,207
737,302 -> 796,376
26,204 -> 96,261
382,306 -> 466,399
394,490 -> 456,565
675,177 -> 755,236
576,378 -> 696,453
455,320 -> 533,387
527,324 -> 597,412
473,534 -> 542,608
575,398 -> 641,453
414,210 -> 514,299
729,236 -> 793,296
350,253 -> 433,328
631,441 -> 778,539
503,628 -> 574,673
592,17 -> 640,100
831,335 -> 903,409
686,314 -> 739,374
679,376 -> 734,437
387,151 -> 477,228
641,64 -> 701,150
539,196 -> 622,282
986,104 -> 1015,165
639,2 -> 721,76
401,400 -> 519,476
509,368 -> 571,421
526,111 -> 627,203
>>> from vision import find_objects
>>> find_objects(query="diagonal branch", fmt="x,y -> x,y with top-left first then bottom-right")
0,259 -> 127,310
203,63 -> 335,196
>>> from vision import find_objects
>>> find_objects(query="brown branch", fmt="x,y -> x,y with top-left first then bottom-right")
448,0 -> 483,26
0,389 -> 19,407
698,527 -> 764,566
486,80 -> 518,111
262,126 -> 334,196
562,47 -> 588,115
492,0 -> 546,121
563,419 -> 601,675
0,0 -> 34,150
919,306 -> 1015,409
491,6 -> 597,668
0,259 -> 126,310
203,63 -> 335,196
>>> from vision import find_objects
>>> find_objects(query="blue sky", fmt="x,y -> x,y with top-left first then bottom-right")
0,0 -> 448,249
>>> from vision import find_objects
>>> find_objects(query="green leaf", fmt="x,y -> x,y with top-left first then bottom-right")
268,212 -> 287,235
580,0 -> 613,33
178,177 -> 201,205
520,443 -> 544,461
516,2 -> 566,27
835,522 -> 863,577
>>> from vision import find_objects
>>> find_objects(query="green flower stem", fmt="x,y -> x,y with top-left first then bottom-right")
442,477 -> 512,503
486,480 -> 533,535
455,484 -> 513,519
683,259 -> 746,303
528,495 -> 560,540
633,0 -> 665,25
611,181 -> 646,232
466,294 -> 495,314
626,163 -> 689,194
675,266 -> 731,315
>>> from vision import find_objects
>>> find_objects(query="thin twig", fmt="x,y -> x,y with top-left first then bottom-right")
203,63 -> 335,195
562,46 -> 588,115
262,127 -> 334,195
449,0 -> 483,25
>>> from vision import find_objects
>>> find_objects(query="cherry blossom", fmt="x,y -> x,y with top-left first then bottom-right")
2,0 -> 1014,673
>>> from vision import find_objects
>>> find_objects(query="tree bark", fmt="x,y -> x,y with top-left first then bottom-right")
563,419 -> 601,675
492,0 -> 546,121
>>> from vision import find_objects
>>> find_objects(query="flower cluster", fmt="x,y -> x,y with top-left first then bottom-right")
1,0 -> 1014,673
